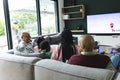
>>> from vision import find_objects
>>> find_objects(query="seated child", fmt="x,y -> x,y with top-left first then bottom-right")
16,32 -> 36,54
38,40 -> 52,59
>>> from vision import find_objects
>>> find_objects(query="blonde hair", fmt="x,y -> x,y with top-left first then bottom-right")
80,35 -> 95,52
21,32 -> 31,43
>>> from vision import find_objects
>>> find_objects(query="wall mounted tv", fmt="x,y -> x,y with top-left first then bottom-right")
87,12 -> 120,35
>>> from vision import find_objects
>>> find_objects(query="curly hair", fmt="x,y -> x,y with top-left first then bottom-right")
21,32 -> 31,43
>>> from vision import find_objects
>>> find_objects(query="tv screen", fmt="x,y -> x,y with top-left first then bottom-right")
98,45 -> 113,54
98,45 -> 120,55
87,12 -> 120,34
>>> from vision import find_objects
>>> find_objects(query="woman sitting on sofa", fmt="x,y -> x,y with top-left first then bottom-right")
68,35 -> 111,68
51,29 -> 78,62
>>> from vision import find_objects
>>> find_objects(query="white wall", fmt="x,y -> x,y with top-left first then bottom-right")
93,35 -> 120,47
58,1 -> 120,47
58,0 -> 64,32
74,35 -> 120,48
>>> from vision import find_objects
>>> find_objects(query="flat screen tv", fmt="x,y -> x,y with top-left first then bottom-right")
87,12 -> 120,35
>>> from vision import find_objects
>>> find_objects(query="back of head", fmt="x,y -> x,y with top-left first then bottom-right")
80,35 -> 95,52
61,29 -> 75,62
21,32 -> 31,43
61,29 -> 73,45
36,37 -> 45,46
39,40 -> 50,52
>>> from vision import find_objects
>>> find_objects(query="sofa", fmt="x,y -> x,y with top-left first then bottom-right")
0,53 -> 41,80
0,52 -> 120,80
34,59 -> 115,80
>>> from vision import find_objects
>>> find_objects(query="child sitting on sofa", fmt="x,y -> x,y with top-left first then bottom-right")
16,32 -> 36,54
37,40 -> 52,59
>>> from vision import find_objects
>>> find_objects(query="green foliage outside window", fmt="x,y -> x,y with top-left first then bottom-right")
11,11 -> 38,36
0,20 -> 5,36
11,11 -> 56,36
11,12 -> 37,29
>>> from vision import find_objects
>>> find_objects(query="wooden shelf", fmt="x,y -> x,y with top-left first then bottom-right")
63,17 -> 84,20
62,4 -> 85,20
62,4 -> 85,33
63,11 -> 81,15
71,30 -> 84,32
63,4 -> 84,9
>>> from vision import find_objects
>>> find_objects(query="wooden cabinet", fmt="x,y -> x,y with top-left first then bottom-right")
62,4 -> 85,20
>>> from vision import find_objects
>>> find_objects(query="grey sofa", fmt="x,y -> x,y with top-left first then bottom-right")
0,52 -> 119,80
35,59 -> 115,80
0,53 -> 41,80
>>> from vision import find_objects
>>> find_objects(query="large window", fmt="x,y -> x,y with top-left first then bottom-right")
1,0 -> 59,50
0,0 -> 8,50
40,0 -> 57,35
8,0 -> 38,47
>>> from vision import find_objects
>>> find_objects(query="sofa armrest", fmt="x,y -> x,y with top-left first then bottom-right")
106,61 -> 116,71
1,49 -> 14,54
113,72 -> 120,80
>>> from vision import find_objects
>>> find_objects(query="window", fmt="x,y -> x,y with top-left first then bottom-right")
0,0 -> 8,50
40,0 -> 57,35
1,0 -> 59,50
8,0 -> 38,47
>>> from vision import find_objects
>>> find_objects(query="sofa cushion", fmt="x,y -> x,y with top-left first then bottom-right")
0,53 -> 41,80
34,59 -> 115,80
114,72 -> 120,80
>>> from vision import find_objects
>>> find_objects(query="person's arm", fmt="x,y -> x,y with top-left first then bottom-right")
32,39 -> 37,47
51,46 -> 58,60
51,45 -> 63,61
111,55 -> 120,69
17,41 -> 25,52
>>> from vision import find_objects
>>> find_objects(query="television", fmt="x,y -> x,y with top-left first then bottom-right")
87,12 -> 120,35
